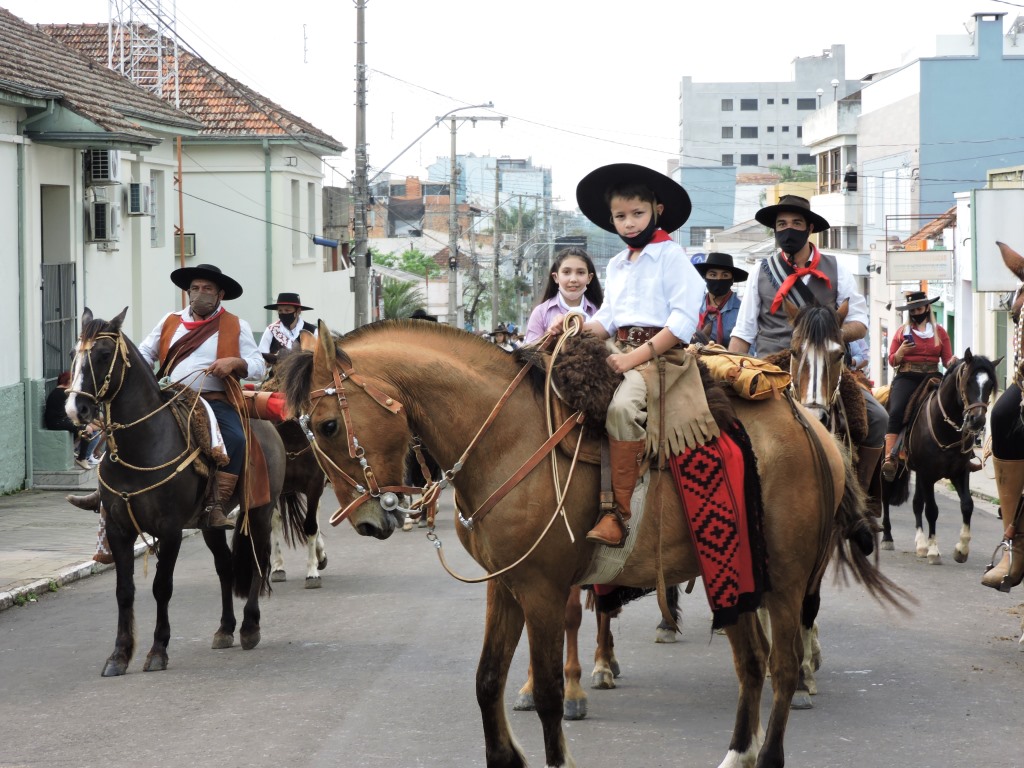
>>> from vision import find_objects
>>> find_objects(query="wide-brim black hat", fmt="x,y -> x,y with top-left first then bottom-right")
755,194 -> 830,233
693,251 -> 748,282
264,292 -> 313,310
170,263 -> 243,300
895,291 -> 940,312
409,308 -> 438,322
576,163 -> 692,234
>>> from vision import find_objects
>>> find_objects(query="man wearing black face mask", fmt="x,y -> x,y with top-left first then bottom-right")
258,292 -> 317,362
692,252 -> 747,346
728,196 -> 889,528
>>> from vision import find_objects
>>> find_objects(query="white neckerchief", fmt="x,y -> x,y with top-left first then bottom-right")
911,320 -> 935,340
557,291 -> 590,320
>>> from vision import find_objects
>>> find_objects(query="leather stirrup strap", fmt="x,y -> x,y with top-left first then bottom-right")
599,439 -> 614,515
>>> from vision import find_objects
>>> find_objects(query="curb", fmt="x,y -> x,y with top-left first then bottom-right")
0,530 -> 201,613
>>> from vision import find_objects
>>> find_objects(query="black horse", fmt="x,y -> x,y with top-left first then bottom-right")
881,350 -> 999,563
67,308 -> 286,676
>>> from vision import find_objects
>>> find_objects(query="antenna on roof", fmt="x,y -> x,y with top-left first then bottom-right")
108,0 -> 180,108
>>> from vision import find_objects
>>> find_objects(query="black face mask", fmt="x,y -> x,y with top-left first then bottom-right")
775,228 -> 810,256
706,279 -> 733,298
278,312 -> 297,328
910,310 -> 929,325
619,215 -> 659,250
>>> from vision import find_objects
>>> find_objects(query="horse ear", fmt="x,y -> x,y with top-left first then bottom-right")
963,347 -> 973,362
316,319 -> 336,365
783,299 -> 799,323
111,306 -> 128,330
81,307 -> 93,327
998,241 -> 1024,283
993,356 -> 1005,368
836,298 -> 849,323
298,329 -> 317,353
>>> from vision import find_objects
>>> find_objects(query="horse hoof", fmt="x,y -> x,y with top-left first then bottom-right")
655,627 -> 678,643
304,576 -> 322,589
881,540 -> 895,551
211,631 -> 234,650
804,679 -> 818,695
402,517 -> 414,531
791,691 -> 813,710
240,630 -> 261,650
317,556 -> 328,571
143,652 -> 168,672
271,569 -> 287,582
954,549 -> 968,564
591,671 -> 615,690
610,659 -> 621,678
928,553 -> 942,565
563,699 -> 588,721
513,692 -> 535,711
916,548 -> 928,558
101,658 -> 128,677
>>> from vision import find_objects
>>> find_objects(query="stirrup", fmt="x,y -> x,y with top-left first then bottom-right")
984,541 -> 1018,593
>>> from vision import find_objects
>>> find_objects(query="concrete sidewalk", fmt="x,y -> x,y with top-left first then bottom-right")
0,450 -> 1001,613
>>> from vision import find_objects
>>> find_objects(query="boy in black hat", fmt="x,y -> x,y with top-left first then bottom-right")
546,163 -> 715,547
728,195 -> 888,511
259,292 -> 317,358
693,252 -> 747,347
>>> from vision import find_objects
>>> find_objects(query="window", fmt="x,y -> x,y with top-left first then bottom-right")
149,169 -> 164,248
782,153 -> 790,160
721,154 -> 734,166
391,184 -> 407,197
817,147 -> 842,194
797,126 -> 803,138
767,126 -> 775,133
767,98 -> 775,105
740,98 -> 758,111
291,179 -> 300,261
797,153 -> 813,166
782,98 -> 789,105
767,154 -> 775,160
721,126 -> 734,138
782,126 -> 790,133
796,98 -> 817,110
740,154 -> 758,166
721,99 -> 733,111
307,182 -> 316,260
740,126 -> 758,138
690,226 -> 724,247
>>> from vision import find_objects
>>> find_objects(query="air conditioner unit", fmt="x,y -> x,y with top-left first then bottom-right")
174,233 -> 196,259
85,148 -> 120,185
88,199 -> 121,242
127,182 -> 152,216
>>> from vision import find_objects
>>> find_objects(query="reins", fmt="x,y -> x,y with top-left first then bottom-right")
917,362 -> 990,455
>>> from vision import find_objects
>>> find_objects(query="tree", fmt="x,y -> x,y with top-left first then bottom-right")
372,247 -> 442,278
380,278 -> 426,320
768,164 -> 816,183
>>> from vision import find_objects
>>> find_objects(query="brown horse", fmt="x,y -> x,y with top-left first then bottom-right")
278,320 -> 906,768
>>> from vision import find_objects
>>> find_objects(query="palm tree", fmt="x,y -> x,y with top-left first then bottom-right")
381,278 -> 427,319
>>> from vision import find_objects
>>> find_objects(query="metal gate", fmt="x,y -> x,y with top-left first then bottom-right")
41,263 -> 77,386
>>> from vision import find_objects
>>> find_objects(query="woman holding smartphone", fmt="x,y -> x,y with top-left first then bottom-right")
881,290 -> 959,481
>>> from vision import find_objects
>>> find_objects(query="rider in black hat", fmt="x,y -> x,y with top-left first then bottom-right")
259,292 -> 317,360
693,252 -> 747,347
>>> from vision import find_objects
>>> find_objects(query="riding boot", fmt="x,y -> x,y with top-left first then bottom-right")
66,490 -> 101,512
587,439 -> 645,548
982,458 -> 1024,591
93,508 -> 114,565
855,445 -> 883,518
880,433 -> 899,482
201,472 -> 239,531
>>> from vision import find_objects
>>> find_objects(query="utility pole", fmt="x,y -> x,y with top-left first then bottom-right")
352,0 -> 369,328
444,113 -> 505,327
492,164 -> 501,326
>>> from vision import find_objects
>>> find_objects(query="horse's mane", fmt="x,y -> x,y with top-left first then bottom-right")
792,304 -> 842,347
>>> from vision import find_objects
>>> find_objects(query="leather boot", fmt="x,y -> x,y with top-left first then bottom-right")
587,439 -> 645,548
880,433 -> 898,482
855,445 -> 883,518
93,508 -> 113,565
66,490 -> 101,512
202,472 -> 239,530
982,458 -> 1024,591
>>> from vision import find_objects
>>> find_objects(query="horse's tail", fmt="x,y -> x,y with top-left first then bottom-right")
232,512 -> 272,599
831,451 -> 915,613
279,491 -> 307,549
883,465 -> 911,507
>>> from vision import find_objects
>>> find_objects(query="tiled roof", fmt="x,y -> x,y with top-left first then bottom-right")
901,206 -> 956,248
42,23 -> 345,153
0,8 -> 200,144
737,173 -> 782,185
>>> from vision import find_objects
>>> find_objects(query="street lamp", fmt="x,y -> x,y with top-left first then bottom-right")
816,87 -> 823,108
830,78 -> 840,102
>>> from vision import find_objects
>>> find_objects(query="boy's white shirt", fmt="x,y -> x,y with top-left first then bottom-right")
591,239 -> 703,343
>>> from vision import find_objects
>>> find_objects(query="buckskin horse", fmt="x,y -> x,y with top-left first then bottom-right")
67,308 -> 285,676
880,349 -> 999,563
278,319 -> 907,768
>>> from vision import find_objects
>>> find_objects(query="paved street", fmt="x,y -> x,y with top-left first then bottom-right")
1,475 -> 1022,767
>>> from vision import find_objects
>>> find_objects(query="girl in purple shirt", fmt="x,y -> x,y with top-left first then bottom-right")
524,247 -> 603,343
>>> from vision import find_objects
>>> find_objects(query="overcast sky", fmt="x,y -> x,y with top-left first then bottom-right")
3,0 -> 1016,208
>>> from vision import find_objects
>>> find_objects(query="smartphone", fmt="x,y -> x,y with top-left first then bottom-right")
903,333 -> 915,346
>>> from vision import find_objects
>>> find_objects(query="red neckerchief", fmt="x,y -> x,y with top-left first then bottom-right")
769,245 -> 831,314
698,292 -> 731,342
629,228 -> 673,255
181,305 -> 224,331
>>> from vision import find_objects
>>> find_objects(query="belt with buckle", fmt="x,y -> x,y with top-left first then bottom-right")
899,362 -> 939,375
615,326 -> 660,346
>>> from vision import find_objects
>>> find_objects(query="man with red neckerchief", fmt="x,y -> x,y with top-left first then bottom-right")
728,195 -> 888,513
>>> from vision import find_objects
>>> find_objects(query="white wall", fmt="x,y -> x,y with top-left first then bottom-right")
0,106 -> 21,386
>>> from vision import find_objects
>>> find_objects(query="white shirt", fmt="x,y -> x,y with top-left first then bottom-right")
591,238 -> 704,343
731,252 -> 869,345
258,319 -> 311,354
138,307 -> 265,392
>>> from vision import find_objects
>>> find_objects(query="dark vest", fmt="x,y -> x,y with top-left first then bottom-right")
754,252 -> 839,356
268,320 -> 316,355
